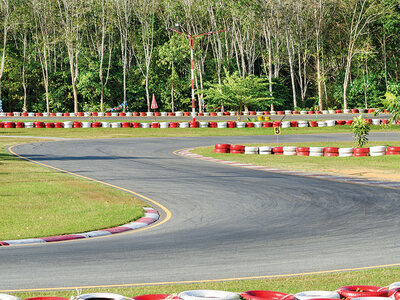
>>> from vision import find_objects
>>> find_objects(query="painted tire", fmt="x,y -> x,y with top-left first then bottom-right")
353,148 -> 370,153
387,147 -> 400,152
215,144 -> 230,149
389,282 -> 400,291
283,146 -> 296,152
25,298 -> 69,300
179,290 -> 239,300
324,153 -> 339,157
240,290 -> 295,300
297,147 -> 310,152
245,146 -> 259,152
231,150 -> 244,154
309,147 -> 324,153
370,152 -> 385,156
259,146 -> 272,152
78,293 -> 130,300
386,151 -> 400,155
272,147 -> 283,153
0,294 -> 21,300
353,153 -> 369,157
133,294 -> 175,300
339,153 -> 353,157
389,287 -> 400,298
337,286 -> 388,299
259,152 -> 272,155
283,151 -> 297,156
339,148 -> 353,154
297,152 -> 310,156
231,145 -> 245,151
214,149 -> 229,153
294,291 -> 340,300
324,147 -> 339,153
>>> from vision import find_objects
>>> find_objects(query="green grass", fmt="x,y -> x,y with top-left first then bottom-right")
0,125 -> 398,139
5,267 -> 400,297
192,141 -> 400,182
0,138 -> 147,240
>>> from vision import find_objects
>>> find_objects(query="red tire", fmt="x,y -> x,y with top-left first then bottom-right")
351,109 -> 358,113
263,122 -> 272,128
15,122 -> 25,128
389,288 -> 400,298
0,122 -> 4,128
353,147 -> 369,153
209,122 -> 217,128
324,153 -> 339,157
309,121 -> 318,127
45,123 -> 55,128
272,122 -> 281,127
214,148 -> 229,153
230,145 -> 245,151
324,147 -> 339,153
55,122 -> 64,128
210,112 -> 217,116
73,122 -> 82,128
353,152 -> 369,157
308,111 -> 315,114
250,111 -> 257,115
337,120 -> 346,125
215,144 -> 230,149
387,147 -> 400,152
133,294 -> 174,300
345,120 -> 353,125
290,121 -> 298,127
227,121 -> 236,128
151,123 -> 160,128
277,111 -> 284,115
246,123 -> 254,128
240,290 -> 295,300
231,150 -> 244,154
386,151 -> 400,155
272,147 -> 283,154
122,122 -> 132,128
337,285 -> 388,299
34,122 -> 45,128
297,147 -> 310,152
190,121 -> 200,128
297,152 -> 310,156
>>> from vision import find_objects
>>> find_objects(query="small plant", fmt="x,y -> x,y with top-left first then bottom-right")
351,114 -> 370,148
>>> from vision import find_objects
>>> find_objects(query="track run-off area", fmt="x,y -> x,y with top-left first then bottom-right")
1,132 -> 400,291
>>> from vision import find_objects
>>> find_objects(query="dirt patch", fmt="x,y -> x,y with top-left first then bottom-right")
329,168 -> 400,182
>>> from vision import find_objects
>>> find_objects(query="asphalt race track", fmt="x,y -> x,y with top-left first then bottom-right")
1,133 -> 400,290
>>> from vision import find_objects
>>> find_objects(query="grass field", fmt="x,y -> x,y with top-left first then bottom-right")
0,124 -> 398,139
6,266 -> 400,297
192,141 -> 400,182
0,138 -> 147,240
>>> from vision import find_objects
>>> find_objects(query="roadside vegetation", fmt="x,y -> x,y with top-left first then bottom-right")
7,266 -> 400,298
0,138 -> 147,240
192,141 -> 400,183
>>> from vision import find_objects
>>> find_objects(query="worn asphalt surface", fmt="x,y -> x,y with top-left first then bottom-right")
1,132 -> 400,290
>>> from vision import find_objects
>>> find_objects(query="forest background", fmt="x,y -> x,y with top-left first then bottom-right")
0,0 -> 399,113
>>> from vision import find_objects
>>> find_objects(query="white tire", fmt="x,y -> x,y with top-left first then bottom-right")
203,112 -> 210,116
282,124 -> 291,128
217,122 -> 227,128
98,112 -> 104,117
0,112 -> 6,116
309,147 -> 324,153
372,119 -> 381,125
161,112 -> 168,117
230,111 -> 236,116
285,110 -> 292,114
259,151 -> 272,155
216,112 -> 223,116
236,122 -> 246,128
283,151 -> 297,156
329,110 -> 336,114
179,122 -> 189,128
24,122 -> 34,128
69,113 -> 76,117
343,109 -> 351,113
245,151 -> 258,154
283,146 -> 296,152
295,291 -> 340,300
256,111 -> 263,115
300,111 -> 307,115
141,123 -> 150,128
339,148 -> 353,154
389,282 -> 400,290
0,293 -> 21,300
339,153 -> 353,157
299,123 -> 309,128
111,112 -> 118,117
82,122 -> 92,128
309,152 -> 324,157
179,290 -> 239,300
175,111 -> 183,117
111,122 -> 121,128
370,146 -> 386,152
160,122 -> 169,128
101,122 -> 110,128
259,146 -> 272,152
282,121 -> 291,127
370,152 -> 385,156
326,120 -> 336,127
199,122 -> 209,128
146,112 -> 153,117
322,110 -> 329,114
84,112 -> 91,117
270,111 -> 276,115
317,121 -> 327,127
253,122 -> 262,128
245,146 -> 259,152
56,112 -> 63,117
78,293 -> 130,300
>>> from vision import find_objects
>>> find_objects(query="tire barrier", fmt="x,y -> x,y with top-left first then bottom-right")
294,291 -> 340,300
217,145 -> 400,157
178,290 -> 239,300
1,119 -> 397,130
336,285 -> 389,299
0,285 -> 397,300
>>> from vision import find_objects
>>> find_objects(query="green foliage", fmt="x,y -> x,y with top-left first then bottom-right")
351,115 -> 371,148
204,70 -> 276,113
381,92 -> 400,122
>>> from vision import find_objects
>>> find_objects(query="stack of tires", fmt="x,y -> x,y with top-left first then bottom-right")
324,147 -> 339,157
160,122 -> 169,128
387,146 -> 400,155
217,122 -> 227,128
236,122 -> 246,128
111,122 -> 121,128
370,146 -> 386,156
317,121 -> 327,127
309,147 -> 324,157
230,145 -> 245,154
102,122 -> 110,128
281,121 -> 291,128
339,148 -> 353,157
353,148 -> 369,157
298,120 -> 309,128
272,147 -> 283,155
141,123 -> 150,128
259,146 -> 272,155
240,290 -> 295,300
214,144 -> 230,153
326,120 -> 336,127
337,285 -> 388,299
372,119 -> 381,125
245,146 -> 259,154
179,122 -> 189,128
297,147 -> 310,156
283,146 -> 297,156
199,122 -> 209,128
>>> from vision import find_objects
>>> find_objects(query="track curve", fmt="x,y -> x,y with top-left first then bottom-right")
1,133 -> 400,291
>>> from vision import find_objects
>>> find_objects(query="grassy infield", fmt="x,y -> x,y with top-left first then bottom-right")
1,125 -> 400,296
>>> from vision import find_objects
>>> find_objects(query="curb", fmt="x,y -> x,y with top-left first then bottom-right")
177,148 -> 400,190
0,207 -> 159,247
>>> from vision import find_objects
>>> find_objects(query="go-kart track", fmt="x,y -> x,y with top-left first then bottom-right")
1,132 -> 400,291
